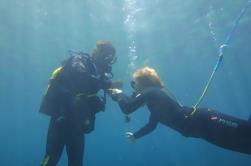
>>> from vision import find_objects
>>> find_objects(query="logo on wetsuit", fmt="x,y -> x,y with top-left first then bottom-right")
218,118 -> 238,128
210,115 -> 238,128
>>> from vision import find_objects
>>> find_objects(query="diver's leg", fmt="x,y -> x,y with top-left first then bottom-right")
195,108 -> 251,154
66,128 -> 84,166
41,118 -> 65,166
212,111 -> 251,154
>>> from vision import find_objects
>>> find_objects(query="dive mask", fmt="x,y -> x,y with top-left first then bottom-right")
104,53 -> 117,65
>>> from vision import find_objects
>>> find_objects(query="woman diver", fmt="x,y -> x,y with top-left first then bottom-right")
109,66 -> 251,155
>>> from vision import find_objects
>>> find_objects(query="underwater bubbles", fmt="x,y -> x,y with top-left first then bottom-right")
206,5 -> 218,46
123,0 -> 144,69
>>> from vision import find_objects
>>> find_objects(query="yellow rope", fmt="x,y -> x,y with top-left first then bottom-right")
41,155 -> 50,166
190,69 -> 217,116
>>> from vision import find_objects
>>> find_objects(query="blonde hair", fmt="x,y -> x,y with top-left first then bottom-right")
133,67 -> 164,90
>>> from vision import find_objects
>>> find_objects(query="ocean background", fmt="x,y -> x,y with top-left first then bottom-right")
0,0 -> 251,165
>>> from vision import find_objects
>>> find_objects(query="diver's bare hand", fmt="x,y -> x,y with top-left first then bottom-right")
107,88 -> 123,101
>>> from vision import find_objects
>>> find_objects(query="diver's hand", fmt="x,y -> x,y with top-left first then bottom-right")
125,132 -> 136,143
107,88 -> 123,101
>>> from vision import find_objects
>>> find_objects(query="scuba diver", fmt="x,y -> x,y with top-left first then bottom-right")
40,40 -> 121,166
109,66 -> 251,155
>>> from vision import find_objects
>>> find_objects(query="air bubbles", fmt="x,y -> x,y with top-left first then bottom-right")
206,5 -> 218,44
123,0 -> 143,69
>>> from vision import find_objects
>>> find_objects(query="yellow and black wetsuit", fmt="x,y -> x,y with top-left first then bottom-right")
117,87 -> 251,155
40,54 -> 111,166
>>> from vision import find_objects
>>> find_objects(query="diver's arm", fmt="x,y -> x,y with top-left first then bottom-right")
118,92 -> 147,115
133,113 -> 158,139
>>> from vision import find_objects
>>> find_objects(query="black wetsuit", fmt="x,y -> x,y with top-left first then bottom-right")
40,54 -> 111,166
118,87 -> 251,154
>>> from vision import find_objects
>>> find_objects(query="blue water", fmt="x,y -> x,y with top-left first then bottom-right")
0,0 -> 251,165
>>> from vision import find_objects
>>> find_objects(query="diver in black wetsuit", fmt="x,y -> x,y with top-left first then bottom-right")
109,66 -> 251,155
39,40 -> 121,166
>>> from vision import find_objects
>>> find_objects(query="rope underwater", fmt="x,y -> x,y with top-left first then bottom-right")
190,0 -> 251,116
